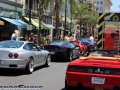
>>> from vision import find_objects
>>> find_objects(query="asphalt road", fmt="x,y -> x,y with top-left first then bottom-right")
0,61 -> 70,90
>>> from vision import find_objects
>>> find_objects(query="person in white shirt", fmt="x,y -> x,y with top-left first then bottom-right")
11,30 -> 23,41
11,30 -> 18,41
88,34 -> 95,50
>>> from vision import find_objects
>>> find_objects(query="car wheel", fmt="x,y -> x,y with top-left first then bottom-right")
83,51 -> 90,57
65,78 -> 75,90
68,51 -> 73,62
25,57 -> 34,74
45,54 -> 51,67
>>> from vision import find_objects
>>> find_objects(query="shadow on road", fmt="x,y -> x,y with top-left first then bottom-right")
0,65 -> 45,76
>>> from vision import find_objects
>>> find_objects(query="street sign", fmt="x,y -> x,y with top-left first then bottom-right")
27,25 -> 32,30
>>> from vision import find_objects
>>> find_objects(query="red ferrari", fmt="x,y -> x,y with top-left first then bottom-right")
70,40 -> 88,55
65,54 -> 120,90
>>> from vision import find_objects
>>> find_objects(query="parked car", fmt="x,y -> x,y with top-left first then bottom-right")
70,40 -> 88,54
44,40 -> 80,62
80,37 -> 97,47
65,50 -> 120,90
0,40 -> 51,74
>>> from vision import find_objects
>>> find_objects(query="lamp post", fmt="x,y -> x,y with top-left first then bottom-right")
29,0 -> 33,25
70,1 -> 72,34
64,0 -> 67,37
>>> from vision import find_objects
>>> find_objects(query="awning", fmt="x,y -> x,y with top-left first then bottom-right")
24,17 -> 50,30
0,17 -> 28,28
47,24 -> 55,29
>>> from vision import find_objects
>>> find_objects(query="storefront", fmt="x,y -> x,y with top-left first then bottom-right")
0,0 -> 29,41
23,16 -> 55,41
0,11 -> 30,41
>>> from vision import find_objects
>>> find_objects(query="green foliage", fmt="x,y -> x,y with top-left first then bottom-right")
71,1 -> 97,24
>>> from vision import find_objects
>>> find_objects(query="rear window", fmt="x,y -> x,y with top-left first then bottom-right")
0,41 -> 24,48
49,41 -> 65,46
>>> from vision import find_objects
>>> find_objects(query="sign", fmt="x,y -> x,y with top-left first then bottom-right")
104,16 -> 110,21
27,25 -> 32,30
1,11 -> 19,19
113,15 -> 119,21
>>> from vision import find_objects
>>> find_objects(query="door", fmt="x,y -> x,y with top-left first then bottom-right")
26,43 -> 42,64
103,21 -> 120,54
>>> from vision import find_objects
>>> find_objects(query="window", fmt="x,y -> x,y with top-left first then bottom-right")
97,1 -> 99,4
23,43 -> 39,51
100,1 -> 103,4
100,6 -> 103,11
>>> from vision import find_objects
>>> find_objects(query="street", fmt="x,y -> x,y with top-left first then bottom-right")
0,61 -> 70,90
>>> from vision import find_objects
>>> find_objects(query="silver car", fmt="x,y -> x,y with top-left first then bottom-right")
0,40 -> 51,74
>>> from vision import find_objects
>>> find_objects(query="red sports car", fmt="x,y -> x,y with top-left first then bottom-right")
65,53 -> 120,90
70,40 -> 88,54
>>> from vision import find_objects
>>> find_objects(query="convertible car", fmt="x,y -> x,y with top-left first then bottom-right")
44,40 -> 80,62
0,40 -> 51,74
65,50 -> 120,90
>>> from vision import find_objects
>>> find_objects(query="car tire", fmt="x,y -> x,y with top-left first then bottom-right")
45,54 -> 51,67
68,51 -> 73,62
25,57 -> 34,74
65,78 -> 75,90
82,51 -> 89,57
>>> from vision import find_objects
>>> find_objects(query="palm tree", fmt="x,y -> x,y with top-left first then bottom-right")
45,0 -> 77,38
71,1 -> 96,37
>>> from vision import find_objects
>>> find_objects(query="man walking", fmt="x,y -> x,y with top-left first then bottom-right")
89,34 -> 95,50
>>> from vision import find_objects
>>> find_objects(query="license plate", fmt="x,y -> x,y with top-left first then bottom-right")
92,77 -> 105,84
50,52 -> 55,54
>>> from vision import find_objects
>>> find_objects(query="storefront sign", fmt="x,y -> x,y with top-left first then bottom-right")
0,11 -> 19,19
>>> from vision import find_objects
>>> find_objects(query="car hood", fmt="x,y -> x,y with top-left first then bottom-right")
68,57 -> 120,68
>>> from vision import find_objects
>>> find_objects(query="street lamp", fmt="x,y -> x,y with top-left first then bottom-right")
29,0 -> 33,25
64,0 -> 67,37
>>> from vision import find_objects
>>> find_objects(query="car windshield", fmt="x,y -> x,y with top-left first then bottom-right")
0,41 -> 24,48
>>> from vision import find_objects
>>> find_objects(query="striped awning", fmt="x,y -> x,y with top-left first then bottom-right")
24,17 -> 50,30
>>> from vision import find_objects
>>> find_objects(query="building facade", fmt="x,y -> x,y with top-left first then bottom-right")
96,0 -> 112,12
22,0 -> 54,41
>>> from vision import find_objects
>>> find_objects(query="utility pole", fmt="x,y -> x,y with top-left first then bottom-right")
64,0 -> 67,37
29,0 -> 32,25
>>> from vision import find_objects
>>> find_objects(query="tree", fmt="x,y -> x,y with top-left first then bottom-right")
71,1 -> 97,37
45,0 -> 77,38
35,0 -> 46,46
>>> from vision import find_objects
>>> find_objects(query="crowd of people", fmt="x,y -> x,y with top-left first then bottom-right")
11,30 -> 97,51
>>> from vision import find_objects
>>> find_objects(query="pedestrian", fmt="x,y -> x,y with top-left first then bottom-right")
11,30 -> 19,41
88,34 -> 95,51
29,32 -> 35,43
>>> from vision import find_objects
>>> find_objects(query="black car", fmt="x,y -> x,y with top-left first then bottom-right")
44,40 -> 80,62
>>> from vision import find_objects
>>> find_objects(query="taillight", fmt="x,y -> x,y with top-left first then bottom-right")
14,53 -> 18,58
67,66 -> 84,72
62,47 -> 66,49
8,53 -> 13,58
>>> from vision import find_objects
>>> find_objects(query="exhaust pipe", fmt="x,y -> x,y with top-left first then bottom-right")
76,83 -> 83,90
114,86 -> 120,90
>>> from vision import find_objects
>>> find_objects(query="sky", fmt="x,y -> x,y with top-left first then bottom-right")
111,0 -> 120,12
